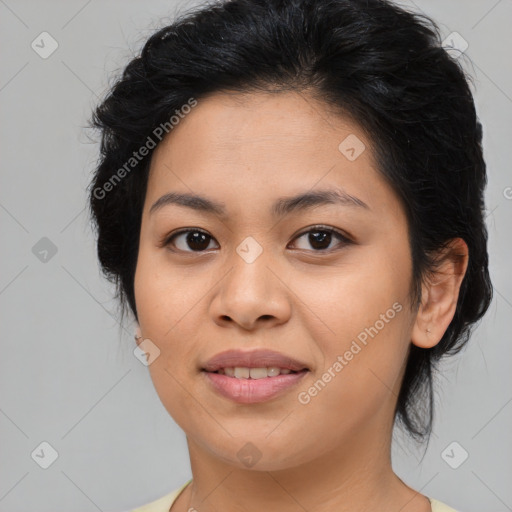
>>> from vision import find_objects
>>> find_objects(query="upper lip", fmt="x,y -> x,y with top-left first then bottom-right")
202,349 -> 310,372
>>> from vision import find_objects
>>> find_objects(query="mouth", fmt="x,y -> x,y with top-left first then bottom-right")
206,366 -> 305,378
202,369 -> 309,404
201,348 -> 310,373
200,349 -> 310,404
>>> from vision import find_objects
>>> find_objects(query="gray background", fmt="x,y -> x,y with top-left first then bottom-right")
0,0 -> 510,511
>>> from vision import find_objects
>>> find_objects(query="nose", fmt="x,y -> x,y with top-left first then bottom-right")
209,249 -> 292,331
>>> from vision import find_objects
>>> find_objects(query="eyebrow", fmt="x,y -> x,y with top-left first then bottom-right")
149,188 -> 370,218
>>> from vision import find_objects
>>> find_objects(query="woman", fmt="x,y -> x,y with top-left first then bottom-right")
88,0 -> 492,510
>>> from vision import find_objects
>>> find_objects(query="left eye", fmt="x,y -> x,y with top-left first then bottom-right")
290,226 -> 352,251
163,226 -> 351,253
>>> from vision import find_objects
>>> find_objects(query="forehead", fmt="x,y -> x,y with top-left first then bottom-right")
145,91 -> 400,220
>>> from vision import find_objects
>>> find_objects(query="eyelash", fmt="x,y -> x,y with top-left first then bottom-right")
161,225 -> 353,254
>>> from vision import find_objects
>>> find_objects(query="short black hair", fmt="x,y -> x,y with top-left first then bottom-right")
87,0 -> 493,442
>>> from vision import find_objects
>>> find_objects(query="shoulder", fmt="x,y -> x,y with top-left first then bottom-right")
130,480 -> 192,512
429,497 -> 460,512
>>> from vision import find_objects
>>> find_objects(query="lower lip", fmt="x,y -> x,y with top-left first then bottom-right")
202,370 -> 309,404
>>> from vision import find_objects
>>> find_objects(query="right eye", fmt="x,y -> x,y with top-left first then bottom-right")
163,228 -> 219,253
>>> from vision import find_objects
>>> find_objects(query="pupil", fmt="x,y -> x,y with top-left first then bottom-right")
188,231 -> 210,251
309,230 -> 331,250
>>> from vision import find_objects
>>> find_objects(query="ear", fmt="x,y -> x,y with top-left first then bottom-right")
134,323 -> 142,346
411,238 -> 469,349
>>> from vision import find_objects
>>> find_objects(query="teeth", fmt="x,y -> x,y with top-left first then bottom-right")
216,366 -> 296,378
267,367 -> 281,377
234,367 -> 250,379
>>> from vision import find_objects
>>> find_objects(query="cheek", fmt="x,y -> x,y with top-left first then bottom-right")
134,245 -> 196,327
304,250 -> 411,349
301,244 -> 412,406
134,248 -> 209,417
135,310 -> 197,432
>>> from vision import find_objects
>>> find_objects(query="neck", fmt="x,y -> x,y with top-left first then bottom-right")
180,414 -> 429,512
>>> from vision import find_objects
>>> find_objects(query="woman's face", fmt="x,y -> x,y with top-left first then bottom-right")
134,90 -> 417,470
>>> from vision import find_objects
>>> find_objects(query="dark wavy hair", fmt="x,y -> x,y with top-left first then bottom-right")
87,0 -> 492,442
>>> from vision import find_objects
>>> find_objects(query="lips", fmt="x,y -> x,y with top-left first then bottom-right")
201,349 -> 310,373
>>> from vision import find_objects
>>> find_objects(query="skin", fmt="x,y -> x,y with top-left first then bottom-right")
133,90 -> 468,512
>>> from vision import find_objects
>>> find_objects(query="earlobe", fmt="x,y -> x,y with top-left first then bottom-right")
134,324 -> 142,344
411,238 -> 469,349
